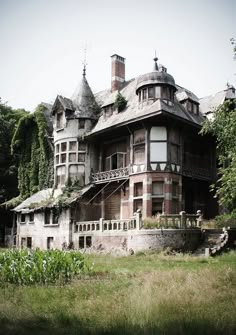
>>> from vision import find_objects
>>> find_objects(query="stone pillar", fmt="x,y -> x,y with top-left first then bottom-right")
180,211 -> 186,228
101,189 -> 105,219
135,209 -> 142,230
99,218 -> 104,232
196,210 -> 203,227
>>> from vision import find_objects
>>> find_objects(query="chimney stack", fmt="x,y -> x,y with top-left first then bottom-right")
111,54 -> 125,92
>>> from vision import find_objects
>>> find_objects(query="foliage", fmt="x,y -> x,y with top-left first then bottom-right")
11,104 -> 53,199
114,92 -> 127,112
215,209 -> 236,228
0,248 -> 89,285
201,99 -> 236,210
0,100 -> 27,203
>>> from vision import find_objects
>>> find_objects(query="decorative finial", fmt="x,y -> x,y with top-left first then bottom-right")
153,50 -> 158,71
82,47 -> 88,77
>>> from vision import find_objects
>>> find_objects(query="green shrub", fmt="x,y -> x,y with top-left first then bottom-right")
215,210 -> 236,228
0,249 -> 90,285
114,92 -> 127,112
143,217 -> 161,229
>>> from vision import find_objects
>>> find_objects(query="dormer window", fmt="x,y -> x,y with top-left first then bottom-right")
143,89 -> 147,100
187,100 -> 199,115
103,104 -> 114,117
138,85 -> 174,104
56,112 -> 63,129
148,87 -> 154,99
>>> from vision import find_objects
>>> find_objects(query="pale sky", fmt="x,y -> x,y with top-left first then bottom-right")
0,0 -> 235,111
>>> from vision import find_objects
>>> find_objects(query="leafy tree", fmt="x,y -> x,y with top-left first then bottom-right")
201,99 -> 236,211
0,100 -> 27,203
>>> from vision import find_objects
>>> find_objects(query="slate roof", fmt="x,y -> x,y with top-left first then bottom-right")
51,73 -> 99,120
13,185 -> 94,212
199,87 -> 236,116
136,70 -> 176,92
175,85 -> 199,103
14,189 -> 54,212
71,73 -> 99,120
91,78 -> 205,135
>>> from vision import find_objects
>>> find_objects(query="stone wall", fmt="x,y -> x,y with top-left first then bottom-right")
74,229 -> 201,254
16,209 -> 71,250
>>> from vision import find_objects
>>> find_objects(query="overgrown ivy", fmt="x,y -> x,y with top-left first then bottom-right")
11,104 -> 53,199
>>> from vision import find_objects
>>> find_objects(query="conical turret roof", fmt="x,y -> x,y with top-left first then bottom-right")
71,66 -> 99,119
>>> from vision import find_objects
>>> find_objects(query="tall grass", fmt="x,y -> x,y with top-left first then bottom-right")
0,251 -> 236,334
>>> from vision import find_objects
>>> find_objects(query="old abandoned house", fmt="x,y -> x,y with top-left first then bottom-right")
10,54 -> 236,252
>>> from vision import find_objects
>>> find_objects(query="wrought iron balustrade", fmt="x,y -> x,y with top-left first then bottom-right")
91,166 -> 130,183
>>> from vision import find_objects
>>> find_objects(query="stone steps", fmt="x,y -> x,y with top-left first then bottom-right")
193,228 -> 229,257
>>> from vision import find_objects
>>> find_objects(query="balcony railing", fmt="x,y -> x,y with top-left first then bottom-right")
91,166 -> 129,183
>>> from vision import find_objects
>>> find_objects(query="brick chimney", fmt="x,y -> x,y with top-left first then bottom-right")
111,54 -> 125,92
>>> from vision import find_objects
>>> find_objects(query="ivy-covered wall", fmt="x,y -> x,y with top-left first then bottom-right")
11,104 -> 54,199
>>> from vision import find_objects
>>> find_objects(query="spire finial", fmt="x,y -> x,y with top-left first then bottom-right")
82,47 -> 88,77
153,50 -> 158,71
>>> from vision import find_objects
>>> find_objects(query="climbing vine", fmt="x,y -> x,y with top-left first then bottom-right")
11,104 -> 53,199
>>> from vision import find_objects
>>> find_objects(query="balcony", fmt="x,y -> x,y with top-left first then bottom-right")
182,166 -> 211,181
91,166 -> 130,183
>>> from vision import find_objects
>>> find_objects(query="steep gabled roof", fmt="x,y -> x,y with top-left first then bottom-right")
51,95 -> 74,115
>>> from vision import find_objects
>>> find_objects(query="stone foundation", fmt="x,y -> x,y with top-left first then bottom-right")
74,228 -> 201,255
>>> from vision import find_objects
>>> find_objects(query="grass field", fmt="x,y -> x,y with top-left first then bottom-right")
0,251 -> 236,335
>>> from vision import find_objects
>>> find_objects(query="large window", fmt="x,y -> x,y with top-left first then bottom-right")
152,181 -> 164,215
150,127 -> 167,162
56,166 -> 66,186
152,181 -> 164,195
134,182 -> 143,197
45,210 -> 50,225
105,153 -> 126,170
152,199 -> 163,216
133,129 -> 145,164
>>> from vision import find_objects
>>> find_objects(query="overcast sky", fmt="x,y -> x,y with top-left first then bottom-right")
0,0 -> 235,111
